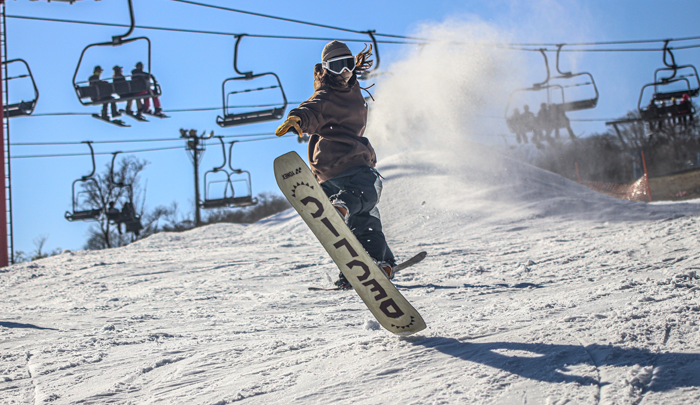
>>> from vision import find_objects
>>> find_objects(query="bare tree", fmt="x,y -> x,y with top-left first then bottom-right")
81,155 -> 148,250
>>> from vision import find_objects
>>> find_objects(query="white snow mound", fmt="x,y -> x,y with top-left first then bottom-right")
2,147 -> 700,404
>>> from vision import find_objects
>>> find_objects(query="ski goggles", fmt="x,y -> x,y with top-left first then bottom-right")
322,55 -> 355,75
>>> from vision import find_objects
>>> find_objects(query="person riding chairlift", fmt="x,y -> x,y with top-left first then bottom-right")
678,93 -> 694,126
89,65 -> 119,120
131,62 -> 162,115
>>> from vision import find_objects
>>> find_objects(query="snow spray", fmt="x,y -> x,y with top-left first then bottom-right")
365,19 -> 526,158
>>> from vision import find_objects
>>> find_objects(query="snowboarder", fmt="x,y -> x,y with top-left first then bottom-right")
274,40 -> 395,289
88,65 -> 119,120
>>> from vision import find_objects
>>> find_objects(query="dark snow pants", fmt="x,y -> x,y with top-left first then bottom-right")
321,165 -> 395,266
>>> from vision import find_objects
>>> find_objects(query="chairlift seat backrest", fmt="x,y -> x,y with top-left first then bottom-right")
76,79 -> 160,105
113,80 -> 131,96
201,195 -> 257,209
65,209 -> 102,222
2,59 -> 39,117
562,98 -> 598,112
106,210 -> 121,222
201,197 -> 232,209
125,217 -> 143,235
217,107 -> 285,127
228,195 -> 256,206
4,100 -> 37,117
217,34 -> 287,127
130,76 -> 149,93
653,88 -> 700,102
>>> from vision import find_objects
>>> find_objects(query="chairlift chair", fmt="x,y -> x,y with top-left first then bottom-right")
638,80 -> 697,121
216,34 -> 287,127
2,59 -> 39,117
71,0 -> 162,112
505,50 -> 565,127
548,45 -> 599,112
106,151 -> 143,235
201,137 -> 235,209
638,42 -> 699,122
651,41 -> 700,101
65,141 -> 102,222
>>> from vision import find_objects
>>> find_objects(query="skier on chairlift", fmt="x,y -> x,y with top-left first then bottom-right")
508,108 -> 527,144
89,65 -> 119,120
679,93 -> 694,126
274,40 -> 395,290
112,65 -> 128,115
132,62 -> 163,117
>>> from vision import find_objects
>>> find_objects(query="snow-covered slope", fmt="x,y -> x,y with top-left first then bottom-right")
3,145 -> 700,404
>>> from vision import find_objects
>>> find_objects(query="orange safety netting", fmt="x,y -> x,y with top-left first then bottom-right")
580,175 -> 651,202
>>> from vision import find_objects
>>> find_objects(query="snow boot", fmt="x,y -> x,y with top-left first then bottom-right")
334,272 -> 352,289
374,259 -> 396,280
332,202 -> 349,223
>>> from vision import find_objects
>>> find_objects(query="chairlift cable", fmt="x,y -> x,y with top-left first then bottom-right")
28,101 -> 308,117
11,132 -> 277,147
8,13 -> 700,51
171,0 -> 700,48
172,0 -> 377,36
170,0 -> 700,49
10,134 -> 293,159
12,145 -> 184,159
5,14 -> 415,45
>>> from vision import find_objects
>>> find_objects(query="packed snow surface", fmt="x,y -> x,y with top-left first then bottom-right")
3,146 -> 700,404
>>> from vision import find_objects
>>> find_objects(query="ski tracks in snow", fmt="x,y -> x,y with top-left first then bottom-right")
2,203 -> 700,403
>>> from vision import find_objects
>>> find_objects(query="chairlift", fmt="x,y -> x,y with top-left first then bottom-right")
505,49 -> 565,125
71,0 -> 162,126
505,49 -> 584,146
105,151 -> 143,235
549,44 -> 599,112
651,41 -> 700,101
2,59 -> 39,117
638,42 -> 699,122
216,34 -> 287,127
201,136 -> 235,209
65,141 -> 102,222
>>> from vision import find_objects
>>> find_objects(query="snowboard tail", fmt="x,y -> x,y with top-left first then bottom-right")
393,251 -> 427,274
274,151 -> 426,335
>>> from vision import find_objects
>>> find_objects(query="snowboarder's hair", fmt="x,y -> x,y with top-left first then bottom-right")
354,44 -> 373,74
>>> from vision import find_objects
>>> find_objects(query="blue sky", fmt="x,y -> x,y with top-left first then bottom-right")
5,0 -> 700,256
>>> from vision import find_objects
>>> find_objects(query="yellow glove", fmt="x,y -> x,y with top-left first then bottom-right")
275,115 -> 303,137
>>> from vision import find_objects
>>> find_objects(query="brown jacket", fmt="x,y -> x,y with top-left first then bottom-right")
289,66 -> 376,183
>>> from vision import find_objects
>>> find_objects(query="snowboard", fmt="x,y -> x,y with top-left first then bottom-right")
274,151 -> 426,335
142,110 -> 170,119
92,114 -> 129,127
308,251 -> 427,291
120,109 -> 149,122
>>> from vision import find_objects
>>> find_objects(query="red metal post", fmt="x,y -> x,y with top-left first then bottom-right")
641,151 -> 652,202
0,0 -> 8,267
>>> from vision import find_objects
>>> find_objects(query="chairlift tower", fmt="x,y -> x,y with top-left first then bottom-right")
0,0 -> 13,266
181,129 -> 210,227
